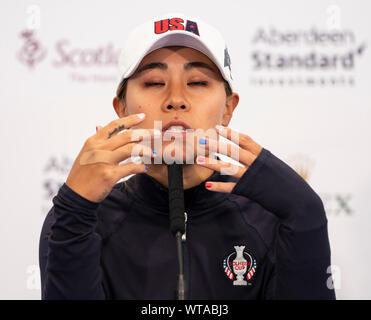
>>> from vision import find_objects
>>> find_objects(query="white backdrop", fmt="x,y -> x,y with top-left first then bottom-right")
1,0 -> 370,300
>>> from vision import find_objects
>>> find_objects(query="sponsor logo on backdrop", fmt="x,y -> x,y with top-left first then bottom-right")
286,153 -> 354,216
42,155 -> 73,215
286,153 -> 315,181
17,29 -> 120,83
320,193 -> 353,216
26,265 -> 40,290
249,27 -> 367,87
17,30 -> 47,68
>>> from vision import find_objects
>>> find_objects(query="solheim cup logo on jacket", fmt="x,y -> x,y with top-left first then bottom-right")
223,245 -> 257,286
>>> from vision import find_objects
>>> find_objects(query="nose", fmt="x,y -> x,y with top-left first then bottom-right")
165,104 -> 187,111
161,82 -> 190,113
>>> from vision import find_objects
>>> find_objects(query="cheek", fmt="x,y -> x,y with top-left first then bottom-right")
125,90 -> 146,113
125,88 -> 159,116
125,83 -> 155,112
197,94 -> 226,123
127,104 -> 155,114
125,92 -> 159,129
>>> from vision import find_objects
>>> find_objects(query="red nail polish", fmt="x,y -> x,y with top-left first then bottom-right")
205,182 -> 212,189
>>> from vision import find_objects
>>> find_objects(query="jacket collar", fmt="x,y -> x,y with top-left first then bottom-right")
125,168 -> 238,215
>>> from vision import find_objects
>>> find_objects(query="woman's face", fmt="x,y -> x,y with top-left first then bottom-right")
114,46 -> 239,162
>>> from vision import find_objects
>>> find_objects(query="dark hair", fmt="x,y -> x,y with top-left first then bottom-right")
116,77 -> 233,102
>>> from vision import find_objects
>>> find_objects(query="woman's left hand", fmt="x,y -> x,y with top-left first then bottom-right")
196,126 -> 263,193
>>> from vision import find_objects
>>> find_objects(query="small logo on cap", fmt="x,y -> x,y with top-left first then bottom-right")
224,47 -> 233,79
154,18 -> 200,36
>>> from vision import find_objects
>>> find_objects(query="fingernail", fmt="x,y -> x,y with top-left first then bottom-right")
205,182 -> 212,189
132,156 -> 143,164
197,156 -> 205,163
96,126 -> 99,133
137,113 -> 146,119
199,137 -> 207,145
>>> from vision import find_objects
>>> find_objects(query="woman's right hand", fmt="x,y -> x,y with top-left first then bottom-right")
66,113 -> 157,203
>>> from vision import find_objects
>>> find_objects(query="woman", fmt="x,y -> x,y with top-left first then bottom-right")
39,13 -> 336,300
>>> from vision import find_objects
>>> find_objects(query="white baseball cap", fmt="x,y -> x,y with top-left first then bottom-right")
117,13 -> 233,90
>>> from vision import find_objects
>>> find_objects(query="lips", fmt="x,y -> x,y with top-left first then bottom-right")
162,120 -> 193,132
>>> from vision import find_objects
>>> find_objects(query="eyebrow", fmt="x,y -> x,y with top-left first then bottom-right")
134,61 -> 217,75
135,62 -> 167,75
184,61 -> 217,74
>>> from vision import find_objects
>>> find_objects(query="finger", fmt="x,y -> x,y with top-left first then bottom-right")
103,128 -> 161,151
204,181 -> 236,194
216,125 -> 263,156
80,143 -> 156,166
96,113 -> 146,140
111,143 -> 156,165
113,161 -> 149,182
196,155 -> 246,179
197,137 -> 256,168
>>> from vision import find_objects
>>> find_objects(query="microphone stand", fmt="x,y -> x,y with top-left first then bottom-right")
167,163 -> 186,300
175,231 -> 186,300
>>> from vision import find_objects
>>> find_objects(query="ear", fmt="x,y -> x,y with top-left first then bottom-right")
113,97 -> 128,118
221,92 -> 239,126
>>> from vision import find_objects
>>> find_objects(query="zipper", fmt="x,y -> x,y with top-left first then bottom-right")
182,211 -> 189,298
182,211 -> 188,241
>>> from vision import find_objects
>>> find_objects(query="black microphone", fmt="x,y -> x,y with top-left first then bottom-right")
167,163 -> 186,300
167,163 -> 185,236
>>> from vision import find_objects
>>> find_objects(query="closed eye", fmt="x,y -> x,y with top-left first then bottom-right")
188,81 -> 208,86
144,81 -> 208,87
144,82 -> 164,87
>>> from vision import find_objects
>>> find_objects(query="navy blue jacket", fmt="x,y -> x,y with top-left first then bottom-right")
39,148 -> 336,299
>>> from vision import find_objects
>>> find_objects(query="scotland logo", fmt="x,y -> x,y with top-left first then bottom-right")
223,245 -> 257,286
17,30 -> 47,69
